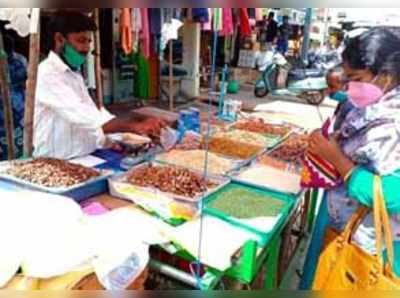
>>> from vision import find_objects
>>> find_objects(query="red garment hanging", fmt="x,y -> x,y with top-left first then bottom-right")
140,8 -> 150,58
120,8 -> 133,55
239,8 -> 251,36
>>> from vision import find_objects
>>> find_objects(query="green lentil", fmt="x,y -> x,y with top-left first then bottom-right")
207,185 -> 286,219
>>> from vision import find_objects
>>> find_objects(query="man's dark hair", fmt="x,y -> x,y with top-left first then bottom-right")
48,10 -> 97,50
268,12 -> 275,18
327,65 -> 347,84
283,15 -> 289,21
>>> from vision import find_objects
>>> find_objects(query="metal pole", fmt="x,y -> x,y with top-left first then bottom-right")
300,8 -> 313,64
23,8 -> 41,157
93,8 -> 104,109
149,259 -> 200,289
0,32 -> 15,160
169,40 -> 173,111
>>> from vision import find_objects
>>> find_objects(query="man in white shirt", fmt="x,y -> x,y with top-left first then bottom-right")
34,11 -> 163,159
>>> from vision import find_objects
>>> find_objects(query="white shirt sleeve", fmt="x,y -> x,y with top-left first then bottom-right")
36,72 -> 115,131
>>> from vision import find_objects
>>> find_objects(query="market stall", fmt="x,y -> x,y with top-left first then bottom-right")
0,113 -> 315,290
0,8 -> 317,290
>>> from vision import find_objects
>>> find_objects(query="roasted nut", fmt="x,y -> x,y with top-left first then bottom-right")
233,119 -> 291,136
6,158 -> 100,188
128,164 -> 216,198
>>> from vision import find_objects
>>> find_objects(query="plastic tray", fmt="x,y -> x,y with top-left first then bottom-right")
204,182 -> 295,246
0,161 -> 112,202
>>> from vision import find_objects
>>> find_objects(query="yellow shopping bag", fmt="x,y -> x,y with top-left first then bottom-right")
313,176 -> 400,290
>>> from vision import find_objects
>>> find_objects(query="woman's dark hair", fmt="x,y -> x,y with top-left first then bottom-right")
48,10 -> 97,50
342,27 -> 400,82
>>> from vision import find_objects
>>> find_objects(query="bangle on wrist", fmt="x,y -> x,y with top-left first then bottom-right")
343,166 -> 357,182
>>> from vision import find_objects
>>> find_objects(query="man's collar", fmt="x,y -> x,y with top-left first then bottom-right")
48,51 -> 71,73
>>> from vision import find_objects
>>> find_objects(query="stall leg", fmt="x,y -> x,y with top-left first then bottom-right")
264,237 -> 281,289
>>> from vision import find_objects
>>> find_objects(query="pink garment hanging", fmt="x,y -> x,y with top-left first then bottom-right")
140,8 -> 150,58
255,8 -> 263,21
202,8 -> 212,31
239,8 -> 251,36
221,8 -> 233,36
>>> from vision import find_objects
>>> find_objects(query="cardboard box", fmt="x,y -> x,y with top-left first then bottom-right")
238,50 -> 257,68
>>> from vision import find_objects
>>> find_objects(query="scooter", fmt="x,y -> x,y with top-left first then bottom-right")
254,52 -> 328,105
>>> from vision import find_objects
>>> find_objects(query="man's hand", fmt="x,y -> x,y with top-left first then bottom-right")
129,117 -> 166,137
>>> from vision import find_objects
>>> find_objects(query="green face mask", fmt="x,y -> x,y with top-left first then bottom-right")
63,43 -> 86,69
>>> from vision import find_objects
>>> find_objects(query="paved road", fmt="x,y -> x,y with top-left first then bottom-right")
213,89 -> 337,130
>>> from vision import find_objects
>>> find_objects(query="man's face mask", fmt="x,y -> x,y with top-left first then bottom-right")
62,43 -> 86,70
330,90 -> 348,103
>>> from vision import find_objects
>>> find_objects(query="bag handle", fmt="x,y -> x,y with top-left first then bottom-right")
342,176 -> 395,273
373,176 -> 395,270
342,206 -> 369,243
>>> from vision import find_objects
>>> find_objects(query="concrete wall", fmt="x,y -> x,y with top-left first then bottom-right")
182,20 -> 201,98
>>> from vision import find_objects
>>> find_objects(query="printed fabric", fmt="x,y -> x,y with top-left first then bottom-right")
327,86 -> 400,254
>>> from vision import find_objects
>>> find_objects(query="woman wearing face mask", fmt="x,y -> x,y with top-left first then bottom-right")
299,27 -> 400,289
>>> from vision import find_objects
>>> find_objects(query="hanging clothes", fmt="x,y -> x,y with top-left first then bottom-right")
120,8 -> 133,55
160,18 -> 184,53
163,8 -> 173,24
140,8 -> 150,58
239,8 -> 251,36
255,8 -> 263,21
221,8 -> 233,36
192,8 -> 209,23
131,51 -> 150,100
149,8 -> 162,35
213,8 -> 223,32
247,8 -> 256,19
131,8 -> 142,52
173,8 -> 183,20
202,8 -> 213,31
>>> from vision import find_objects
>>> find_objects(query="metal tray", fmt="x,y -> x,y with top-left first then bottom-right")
154,150 -> 245,177
228,161 -> 304,196
0,160 -> 112,201
205,136 -> 267,166
109,161 -> 231,204
259,132 -> 308,174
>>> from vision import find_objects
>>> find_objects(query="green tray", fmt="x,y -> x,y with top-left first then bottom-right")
204,182 -> 295,246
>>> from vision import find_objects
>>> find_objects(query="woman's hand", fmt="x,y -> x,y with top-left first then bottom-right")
308,129 -> 343,165
308,129 -> 355,179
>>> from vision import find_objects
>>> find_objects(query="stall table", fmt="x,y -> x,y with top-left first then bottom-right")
86,190 -> 308,290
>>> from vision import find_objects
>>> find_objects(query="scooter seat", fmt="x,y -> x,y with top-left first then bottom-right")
288,69 -> 325,80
